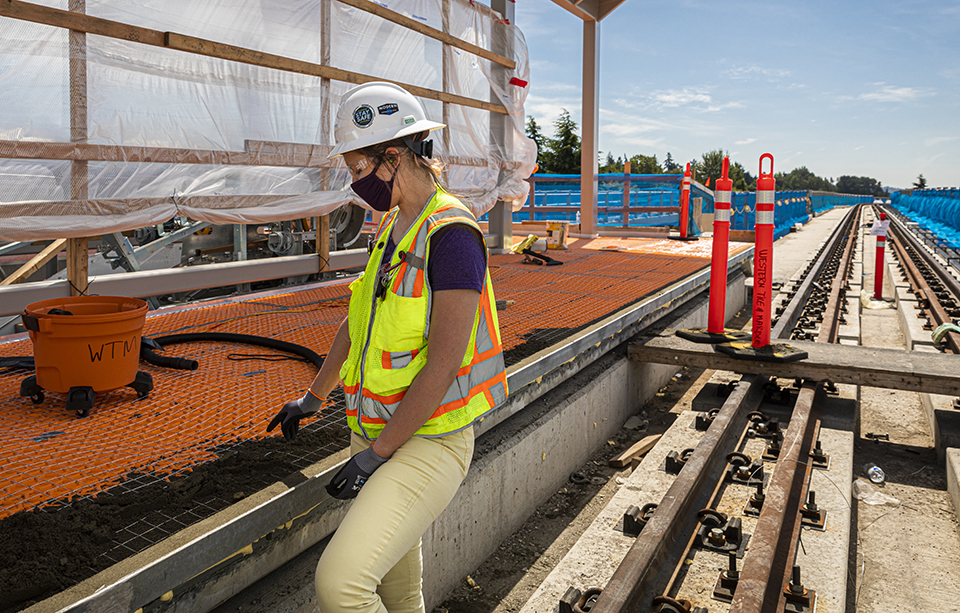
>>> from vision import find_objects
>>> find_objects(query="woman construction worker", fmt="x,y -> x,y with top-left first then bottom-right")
267,81 -> 508,612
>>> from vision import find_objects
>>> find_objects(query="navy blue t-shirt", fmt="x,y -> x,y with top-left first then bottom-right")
382,225 -> 486,292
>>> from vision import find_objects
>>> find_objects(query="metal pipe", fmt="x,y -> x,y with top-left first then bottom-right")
0,249 -> 369,316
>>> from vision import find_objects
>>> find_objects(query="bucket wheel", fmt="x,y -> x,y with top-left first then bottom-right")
19,375 -> 44,404
129,371 -> 154,399
66,386 -> 96,417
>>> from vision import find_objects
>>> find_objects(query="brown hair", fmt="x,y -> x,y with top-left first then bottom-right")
358,131 -> 449,191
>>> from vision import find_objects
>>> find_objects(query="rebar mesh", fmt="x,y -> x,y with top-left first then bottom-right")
0,236 -> 747,561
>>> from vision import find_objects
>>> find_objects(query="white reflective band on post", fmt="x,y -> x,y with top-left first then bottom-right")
757,191 -> 775,204
714,208 -> 731,223
757,210 -> 775,225
682,178 -> 691,187
715,190 -> 731,203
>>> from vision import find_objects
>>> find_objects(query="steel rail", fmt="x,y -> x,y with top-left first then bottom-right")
884,206 -> 960,284
884,211 -> 960,354
883,206 -> 960,300
659,405 -> 760,597
729,204 -> 860,613
727,382 -> 823,613
772,204 -> 861,339
596,205 -> 861,613
590,373 -> 769,613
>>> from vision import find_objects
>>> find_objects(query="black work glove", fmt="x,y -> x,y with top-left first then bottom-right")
267,390 -> 323,441
326,447 -> 388,499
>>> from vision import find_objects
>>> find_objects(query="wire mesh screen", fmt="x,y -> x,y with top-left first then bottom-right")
0,236 -> 743,585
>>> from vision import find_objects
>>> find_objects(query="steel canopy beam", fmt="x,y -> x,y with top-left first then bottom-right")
548,0 -> 599,21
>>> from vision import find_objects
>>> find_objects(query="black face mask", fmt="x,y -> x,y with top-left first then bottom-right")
351,161 -> 396,212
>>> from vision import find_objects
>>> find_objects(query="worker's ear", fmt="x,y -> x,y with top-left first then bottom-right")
384,147 -> 400,167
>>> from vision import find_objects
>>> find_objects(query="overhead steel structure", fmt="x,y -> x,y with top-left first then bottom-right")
548,0 -> 629,237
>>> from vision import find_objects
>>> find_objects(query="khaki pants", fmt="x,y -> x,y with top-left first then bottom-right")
315,427 -> 474,613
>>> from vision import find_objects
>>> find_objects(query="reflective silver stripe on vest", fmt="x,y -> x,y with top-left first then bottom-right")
756,191 -> 775,204
437,351 -> 507,407
714,208 -> 731,223
715,190 -> 731,203
353,196 -> 502,426
756,210 -> 775,225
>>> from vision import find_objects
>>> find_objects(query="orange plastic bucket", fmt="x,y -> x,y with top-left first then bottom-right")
22,296 -> 148,394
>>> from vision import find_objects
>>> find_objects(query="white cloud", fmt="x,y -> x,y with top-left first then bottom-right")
925,136 -> 959,147
724,65 -> 791,81
704,102 -> 745,112
856,85 -> 930,103
735,138 -> 756,145
612,87 -> 742,114
532,80 -> 582,93
649,88 -> 712,107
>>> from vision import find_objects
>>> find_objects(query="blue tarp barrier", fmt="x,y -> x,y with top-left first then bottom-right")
891,192 -> 960,249
485,173 -> 871,238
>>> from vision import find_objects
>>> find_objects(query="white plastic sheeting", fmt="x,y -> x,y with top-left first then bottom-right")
0,0 -> 535,241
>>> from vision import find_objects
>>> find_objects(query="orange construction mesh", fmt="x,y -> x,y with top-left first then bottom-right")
0,236 -> 748,522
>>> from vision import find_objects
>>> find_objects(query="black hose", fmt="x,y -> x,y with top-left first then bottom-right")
140,347 -> 199,371
145,332 -> 325,371
0,356 -> 35,370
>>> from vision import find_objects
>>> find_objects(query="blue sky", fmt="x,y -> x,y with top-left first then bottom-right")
515,0 -> 960,190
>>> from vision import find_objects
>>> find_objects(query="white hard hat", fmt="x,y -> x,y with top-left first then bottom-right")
328,82 -> 445,158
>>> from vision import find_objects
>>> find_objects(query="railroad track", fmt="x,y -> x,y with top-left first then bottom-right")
883,205 -> 960,355
570,205 -> 864,613
556,203 -> 960,613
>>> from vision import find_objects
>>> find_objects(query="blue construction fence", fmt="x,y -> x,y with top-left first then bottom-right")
480,174 -> 871,239
890,190 -> 960,249
517,173 -> 684,227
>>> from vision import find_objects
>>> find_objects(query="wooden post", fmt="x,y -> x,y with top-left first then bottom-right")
318,0 -> 335,270
529,176 -> 536,222
487,0 -> 514,253
68,0 -> 88,296
318,215 -> 330,273
441,0 -> 451,160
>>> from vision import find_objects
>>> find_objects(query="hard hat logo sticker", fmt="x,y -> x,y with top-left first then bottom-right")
353,105 -> 375,128
377,103 -> 399,115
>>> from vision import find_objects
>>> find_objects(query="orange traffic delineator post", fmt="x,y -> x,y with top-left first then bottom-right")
676,156 -> 749,344
18,295 -> 154,416
752,153 -> 776,348
716,153 -> 806,363
670,163 -> 699,241
873,212 -> 888,300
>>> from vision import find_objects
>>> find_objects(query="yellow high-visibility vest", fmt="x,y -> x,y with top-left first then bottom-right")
340,190 -> 507,439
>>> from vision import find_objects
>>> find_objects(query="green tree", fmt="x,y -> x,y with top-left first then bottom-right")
600,152 -> 627,174
628,154 -> 662,174
540,109 -> 581,174
663,152 -> 681,173
913,174 -> 927,189
525,116 -> 547,171
730,162 -> 753,191
836,175 -> 886,197
774,166 -> 835,192
696,149 -> 726,188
